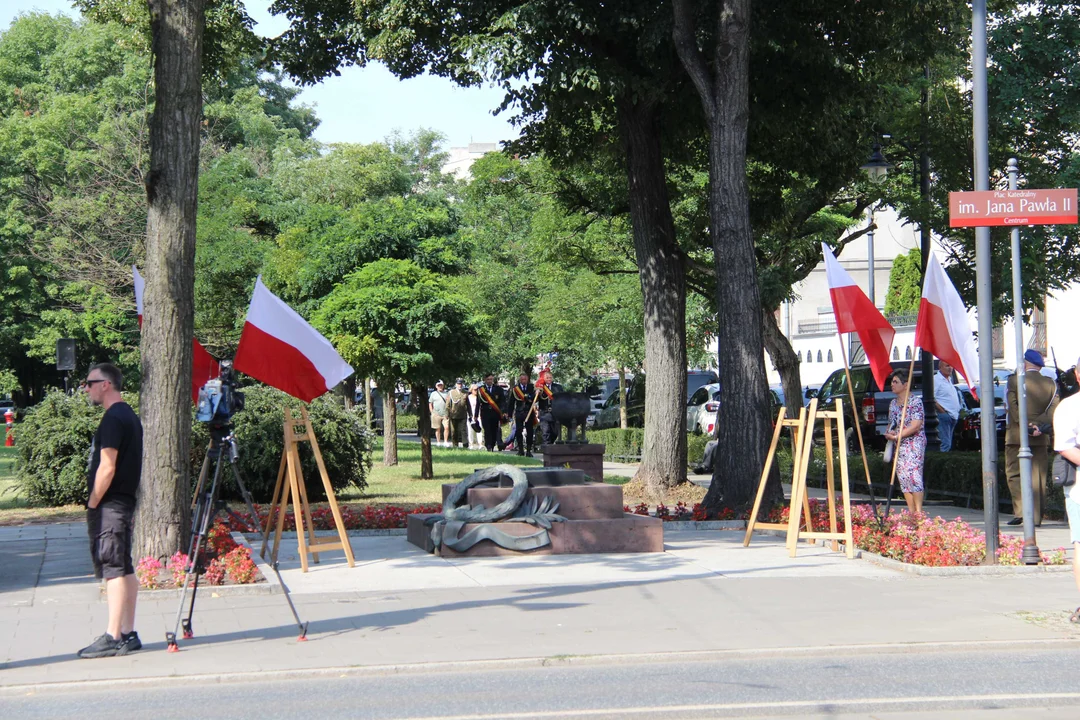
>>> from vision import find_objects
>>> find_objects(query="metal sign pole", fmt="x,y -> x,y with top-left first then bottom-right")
972,0 -> 999,563
1007,158 -> 1041,564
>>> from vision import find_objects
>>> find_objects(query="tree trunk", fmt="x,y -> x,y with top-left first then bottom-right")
365,377 -> 374,430
618,366 -> 628,430
762,307 -> 804,419
415,381 -> 433,480
382,387 -> 398,466
616,94 -> 688,496
674,0 -> 771,514
341,375 -> 355,410
135,0 -> 205,560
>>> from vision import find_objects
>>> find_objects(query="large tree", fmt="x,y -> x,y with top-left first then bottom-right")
313,259 -> 486,471
268,0 -> 699,495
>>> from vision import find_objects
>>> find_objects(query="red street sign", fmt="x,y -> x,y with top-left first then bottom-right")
949,188 -> 1077,227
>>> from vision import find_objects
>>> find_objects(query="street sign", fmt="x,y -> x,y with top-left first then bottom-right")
948,188 -> 1077,227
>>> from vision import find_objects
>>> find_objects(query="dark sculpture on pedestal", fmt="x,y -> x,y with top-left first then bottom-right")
424,465 -> 566,552
551,392 -> 591,443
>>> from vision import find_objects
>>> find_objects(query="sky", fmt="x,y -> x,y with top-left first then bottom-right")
1,1 -> 519,149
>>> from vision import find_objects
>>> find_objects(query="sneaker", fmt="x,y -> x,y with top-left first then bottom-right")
78,633 -> 121,659
117,631 -> 142,655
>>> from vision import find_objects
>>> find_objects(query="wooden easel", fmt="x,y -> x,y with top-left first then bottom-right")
744,398 -> 855,559
261,406 -> 355,572
744,403 -> 815,547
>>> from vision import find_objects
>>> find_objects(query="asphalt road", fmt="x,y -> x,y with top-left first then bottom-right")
8,644 -> 1080,719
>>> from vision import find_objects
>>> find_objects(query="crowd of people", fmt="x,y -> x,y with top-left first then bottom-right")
426,372 -> 563,456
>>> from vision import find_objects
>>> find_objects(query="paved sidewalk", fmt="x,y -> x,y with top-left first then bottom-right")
3,520 -> 1080,689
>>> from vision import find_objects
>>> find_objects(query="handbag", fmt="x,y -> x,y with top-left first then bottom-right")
1052,453 -> 1077,487
883,440 -> 895,463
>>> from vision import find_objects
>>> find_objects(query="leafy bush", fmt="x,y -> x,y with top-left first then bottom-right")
17,386 -> 372,508
588,428 -> 709,471
190,385 -> 372,502
14,391 -> 133,506
589,428 -> 644,460
396,413 -> 418,432
687,434 -> 710,468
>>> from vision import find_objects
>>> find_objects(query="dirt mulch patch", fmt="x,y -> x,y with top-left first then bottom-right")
618,478 -> 707,509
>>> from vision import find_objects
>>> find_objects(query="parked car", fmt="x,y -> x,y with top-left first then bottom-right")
814,361 -> 933,452
686,369 -> 719,402
594,369 -> 719,431
687,383 -> 721,433
802,385 -> 820,406
769,384 -> 786,410
953,382 -> 1005,451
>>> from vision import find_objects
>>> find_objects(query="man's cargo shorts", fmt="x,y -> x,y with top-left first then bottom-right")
87,497 -> 136,580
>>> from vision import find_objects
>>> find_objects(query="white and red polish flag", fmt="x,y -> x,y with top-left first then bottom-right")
133,266 -> 220,403
822,244 -> 896,392
915,253 -> 980,393
233,276 -> 354,403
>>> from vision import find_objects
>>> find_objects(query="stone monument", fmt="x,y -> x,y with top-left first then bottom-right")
406,465 -> 662,557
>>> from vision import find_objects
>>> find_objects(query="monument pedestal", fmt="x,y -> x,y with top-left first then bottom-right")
542,443 -> 606,483
406,466 -> 663,556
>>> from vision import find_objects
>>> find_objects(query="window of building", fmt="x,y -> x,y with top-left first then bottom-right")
905,346 -> 912,360
816,350 -> 823,363
827,350 -> 833,362
805,351 -> 811,363
893,347 -> 900,360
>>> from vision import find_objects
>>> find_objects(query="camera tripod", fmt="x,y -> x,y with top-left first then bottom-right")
166,425 -> 308,652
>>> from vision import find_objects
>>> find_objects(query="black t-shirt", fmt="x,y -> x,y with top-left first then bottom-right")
87,402 -> 143,504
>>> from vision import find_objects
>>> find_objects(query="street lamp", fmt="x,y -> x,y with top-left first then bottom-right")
861,137 -> 940,452
860,143 -> 894,183
859,145 -> 892,309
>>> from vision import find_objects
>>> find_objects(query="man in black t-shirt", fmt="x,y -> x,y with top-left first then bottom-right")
78,362 -> 144,659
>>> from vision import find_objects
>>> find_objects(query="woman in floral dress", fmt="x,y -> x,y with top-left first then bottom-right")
885,368 -> 926,514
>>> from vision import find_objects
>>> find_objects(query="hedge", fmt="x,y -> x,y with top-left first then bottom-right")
779,446 -> 1061,513
587,428 -> 710,471
15,387 -> 372,507
396,413 -> 419,433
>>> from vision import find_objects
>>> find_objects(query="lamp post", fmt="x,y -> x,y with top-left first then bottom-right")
859,145 -> 891,307
861,137 -> 940,451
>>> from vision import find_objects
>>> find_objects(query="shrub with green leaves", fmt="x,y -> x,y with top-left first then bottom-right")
14,391 -> 107,506
191,385 -> 372,502
17,386 -> 371,507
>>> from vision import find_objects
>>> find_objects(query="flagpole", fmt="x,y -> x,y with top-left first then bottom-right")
884,354 -> 919,518
838,333 -> 879,520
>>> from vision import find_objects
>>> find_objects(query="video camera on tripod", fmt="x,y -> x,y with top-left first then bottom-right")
167,360 -> 307,652
196,360 -> 245,427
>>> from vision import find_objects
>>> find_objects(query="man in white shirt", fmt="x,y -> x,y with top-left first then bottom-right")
1052,360 -> 1080,623
934,360 -> 961,452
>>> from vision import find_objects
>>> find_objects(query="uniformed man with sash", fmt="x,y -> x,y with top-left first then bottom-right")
536,368 -> 561,447
475,373 -> 508,451
505,372 -> 538,457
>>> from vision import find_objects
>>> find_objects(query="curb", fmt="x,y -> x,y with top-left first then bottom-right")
659,520 -> 745,531
244,528 -> 409,541
4,637 -> 1080,694
858,549 -> 1072,576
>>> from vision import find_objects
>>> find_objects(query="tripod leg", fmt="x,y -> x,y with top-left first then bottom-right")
168,448 -> 223,651
228,456 -> 309,641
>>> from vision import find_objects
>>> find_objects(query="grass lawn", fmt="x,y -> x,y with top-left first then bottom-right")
0,446 -> 85,525
0,438 -> 636,525
343,441 -> 545,506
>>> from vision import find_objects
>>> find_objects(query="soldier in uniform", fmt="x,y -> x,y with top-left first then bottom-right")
536,368 -> 562,446
505,372 -> 538,457
475,373 -> 508,452
1005,349 -> 1059,526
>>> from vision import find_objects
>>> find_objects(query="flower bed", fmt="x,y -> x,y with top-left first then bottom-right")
626,502 -> 741,522
220,503 -> 444,533
135,504 -> 444,589
767,499 -> 1068,567
136,532 -> 259,590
